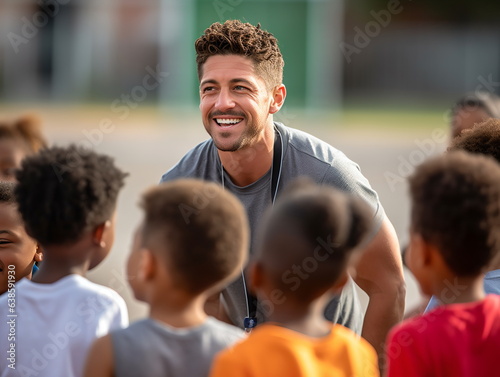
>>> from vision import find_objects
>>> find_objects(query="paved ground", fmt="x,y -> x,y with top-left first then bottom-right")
3,105 -> 449,320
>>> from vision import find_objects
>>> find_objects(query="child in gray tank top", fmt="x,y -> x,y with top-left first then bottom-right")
83,179 -> 249,377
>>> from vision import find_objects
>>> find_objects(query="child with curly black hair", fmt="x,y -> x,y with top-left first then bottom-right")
386,151 -> 500,377
0,145 -> 128,377
424,118 -> 500,312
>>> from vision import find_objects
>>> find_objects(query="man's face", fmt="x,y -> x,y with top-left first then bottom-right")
199,54 -> 276,152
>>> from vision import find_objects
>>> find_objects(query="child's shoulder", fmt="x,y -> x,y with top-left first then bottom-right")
113,317 -> 244,345
485,270 -> 500,295
205,316 -> 245,334
74,276 -> 125,301
212,323 -> 379,376
42,275 -> 126,308
389,306 -> 446,337
390,295 -> 500,341
231,323 -> 370,351
195,317 -> 246,346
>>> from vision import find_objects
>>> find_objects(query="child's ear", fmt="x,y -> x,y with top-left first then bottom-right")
138,249 -> 156,282
92,221 -> 111,248
408,233 -> 433,272
34,244 -> 43,262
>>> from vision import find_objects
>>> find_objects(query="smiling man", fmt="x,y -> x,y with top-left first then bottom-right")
161,20 -> 405,359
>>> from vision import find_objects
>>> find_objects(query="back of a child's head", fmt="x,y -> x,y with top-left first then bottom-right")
141,179 -> 249,295
409,151 -> 500,276
0,115 -> 47,154
15,145 -> 127,246
449,118 -> 500,163
257,180 -> 374,301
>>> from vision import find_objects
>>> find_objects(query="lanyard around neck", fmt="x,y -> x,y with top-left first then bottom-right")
220,126 -> 283,330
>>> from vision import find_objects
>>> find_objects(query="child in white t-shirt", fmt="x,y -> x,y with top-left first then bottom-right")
0,145 -> 129,377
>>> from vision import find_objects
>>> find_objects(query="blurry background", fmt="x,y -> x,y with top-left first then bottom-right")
1,0 -> 499,320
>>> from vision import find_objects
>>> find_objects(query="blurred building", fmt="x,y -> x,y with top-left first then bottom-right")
0,0 -> 342,108
1,0 -> 499,108
342,0 -> 500,104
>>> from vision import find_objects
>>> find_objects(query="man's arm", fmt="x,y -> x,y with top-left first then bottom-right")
354,215 -> 405,367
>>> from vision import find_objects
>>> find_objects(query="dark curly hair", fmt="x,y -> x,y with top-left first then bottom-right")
0,181 -> 16,204
257,180 -> 373,302
142,179 -> 249,294
195,20 -> 284,88
15,145 -> 127,246
449,118 -> 500,163
409,151 -> 500,276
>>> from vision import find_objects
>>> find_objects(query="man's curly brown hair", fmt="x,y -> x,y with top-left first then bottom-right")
409,151 -> 500,276
195,20 -> 284,89
449,118 -> 500,163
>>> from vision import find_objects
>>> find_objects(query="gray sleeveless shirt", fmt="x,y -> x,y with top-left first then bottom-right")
111,318 -> 245,377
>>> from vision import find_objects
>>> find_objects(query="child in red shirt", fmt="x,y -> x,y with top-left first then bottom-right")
386,151 -> 500,377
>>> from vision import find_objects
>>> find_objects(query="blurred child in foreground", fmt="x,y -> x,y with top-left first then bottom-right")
84,179 -> 248,377
210,180 -> 380,377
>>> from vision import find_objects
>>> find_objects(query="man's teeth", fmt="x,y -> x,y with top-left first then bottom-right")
215,119 -> 242,125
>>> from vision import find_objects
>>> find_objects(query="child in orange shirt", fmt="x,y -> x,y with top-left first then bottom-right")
210,181 -> 380,377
